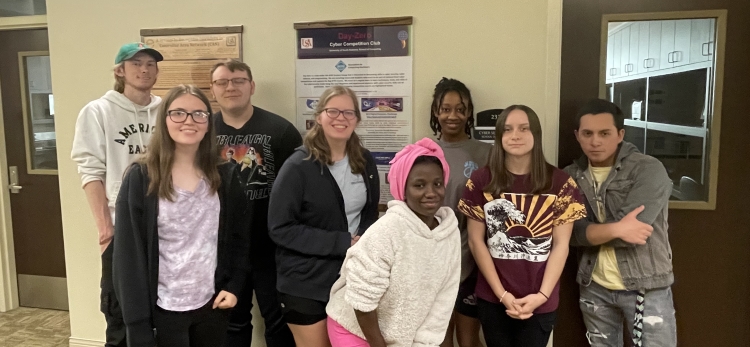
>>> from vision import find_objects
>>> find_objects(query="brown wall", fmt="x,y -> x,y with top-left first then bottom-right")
556,0 -> 750,346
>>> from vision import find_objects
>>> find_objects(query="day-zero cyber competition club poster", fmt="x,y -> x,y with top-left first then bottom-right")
295,24 -> 413,204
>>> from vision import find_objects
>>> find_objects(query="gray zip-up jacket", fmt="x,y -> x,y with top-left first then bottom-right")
563,141 -> 674,290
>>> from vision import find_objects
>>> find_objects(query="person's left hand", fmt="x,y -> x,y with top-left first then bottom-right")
512,293 -> 548,319
213,290 -> 237,309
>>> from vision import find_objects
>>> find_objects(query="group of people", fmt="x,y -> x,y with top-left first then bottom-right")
71,42 -> 676,347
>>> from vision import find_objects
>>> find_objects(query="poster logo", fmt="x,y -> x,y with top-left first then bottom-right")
335,60 -> 347,72
397,30 -> 408,49
305,99 -> 318,110
301,37 -> 313,49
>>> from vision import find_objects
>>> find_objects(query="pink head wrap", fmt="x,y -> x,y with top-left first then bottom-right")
388,138 -> 450,201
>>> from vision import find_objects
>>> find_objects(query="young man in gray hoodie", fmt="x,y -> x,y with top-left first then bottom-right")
71,42 -> 163,347
564,99 -> 676,347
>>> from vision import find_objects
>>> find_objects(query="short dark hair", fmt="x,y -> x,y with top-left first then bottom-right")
575,98 -> 624,131
210,59 -> 253,82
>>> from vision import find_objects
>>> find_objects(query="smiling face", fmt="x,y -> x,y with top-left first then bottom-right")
165,94 -> 210,149
436,91 -> 469,140
316,94 -> 359,144
116,52 -> 158,92
210,65 -> 255,114
404,160 -> 446,227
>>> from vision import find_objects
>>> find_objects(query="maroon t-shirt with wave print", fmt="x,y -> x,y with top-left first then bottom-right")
458,166 -> 586,313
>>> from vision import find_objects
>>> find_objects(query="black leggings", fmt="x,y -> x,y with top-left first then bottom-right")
154,300 -> 230,347
477,298 -> 556,347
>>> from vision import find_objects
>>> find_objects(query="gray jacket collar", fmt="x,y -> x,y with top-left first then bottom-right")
573,141 -> 640,174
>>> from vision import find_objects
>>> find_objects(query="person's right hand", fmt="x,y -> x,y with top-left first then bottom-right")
616,205 -> 653,245
98,224 -> 114,253
498,291 -> 531,320
351,235 -> 361,246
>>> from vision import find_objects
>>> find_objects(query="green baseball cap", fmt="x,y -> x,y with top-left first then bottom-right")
114,42 -> 164,64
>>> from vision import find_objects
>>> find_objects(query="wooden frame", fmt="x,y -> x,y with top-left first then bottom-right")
18,51 -> 56,175
294,16 -> 412,29
599,10 -> 727,210
0,15 -> 46,30
0,16 -> 48,313
140,25 -> 242,37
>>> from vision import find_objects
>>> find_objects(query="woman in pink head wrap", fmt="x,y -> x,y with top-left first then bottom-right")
325,138 -> 462,347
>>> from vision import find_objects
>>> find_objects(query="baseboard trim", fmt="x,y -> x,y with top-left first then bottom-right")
69,337 -> 105,347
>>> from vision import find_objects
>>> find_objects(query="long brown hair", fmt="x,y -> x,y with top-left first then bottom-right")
484,105 -> 552,196
138,84 -> 221,200
304,86 -> 366,174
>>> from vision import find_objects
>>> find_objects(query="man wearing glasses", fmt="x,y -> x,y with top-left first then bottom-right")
71,42 -> 163,347
210,59 -> 302,347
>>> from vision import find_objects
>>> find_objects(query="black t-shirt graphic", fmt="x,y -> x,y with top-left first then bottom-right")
214,107 -> 303,265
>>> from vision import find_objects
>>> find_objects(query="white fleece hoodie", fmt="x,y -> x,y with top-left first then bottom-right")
71,90 -> 160,225
326,200 -> 461,347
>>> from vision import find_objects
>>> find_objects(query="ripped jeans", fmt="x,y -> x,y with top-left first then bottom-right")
579,282 -> 676,347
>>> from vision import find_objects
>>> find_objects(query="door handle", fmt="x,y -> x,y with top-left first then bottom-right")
8,166 -> 22,194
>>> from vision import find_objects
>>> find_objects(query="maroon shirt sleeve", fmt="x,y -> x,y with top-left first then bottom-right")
458,167 -> 490,222
550,169 -> 587,226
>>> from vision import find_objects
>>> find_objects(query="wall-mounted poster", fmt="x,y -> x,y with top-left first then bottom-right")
294,17 -> 413,205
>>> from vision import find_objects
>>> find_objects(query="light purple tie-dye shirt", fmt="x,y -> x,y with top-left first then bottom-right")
156,179 -> 220,312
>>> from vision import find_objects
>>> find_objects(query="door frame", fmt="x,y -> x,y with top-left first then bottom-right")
0,14 -> 48,313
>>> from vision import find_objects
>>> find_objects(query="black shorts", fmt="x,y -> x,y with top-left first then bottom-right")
278,292 -> 327,326
455,271 -> 479,318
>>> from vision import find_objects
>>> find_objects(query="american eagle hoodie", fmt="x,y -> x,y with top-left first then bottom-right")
71,90 -> 161,248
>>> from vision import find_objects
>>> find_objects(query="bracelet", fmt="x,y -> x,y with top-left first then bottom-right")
500,290 -> 508,302
538,291 -> 549,300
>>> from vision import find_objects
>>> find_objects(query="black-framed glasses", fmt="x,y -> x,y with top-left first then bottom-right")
211,77 -> 250,87
167,110 -> 210,124
323,108 -> 357,120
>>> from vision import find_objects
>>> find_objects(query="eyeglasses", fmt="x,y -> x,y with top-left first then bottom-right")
323,108 -> 357,120
167,110 -> 210,124
211,77 -> 250,87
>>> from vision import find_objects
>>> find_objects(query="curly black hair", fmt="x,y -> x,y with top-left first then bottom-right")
429,77 -> 475,139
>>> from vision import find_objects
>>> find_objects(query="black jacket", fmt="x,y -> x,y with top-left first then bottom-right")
112,162 -> 250,347
268,146 -> 379,302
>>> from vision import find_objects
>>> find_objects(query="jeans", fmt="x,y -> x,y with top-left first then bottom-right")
579,282 -> 676,347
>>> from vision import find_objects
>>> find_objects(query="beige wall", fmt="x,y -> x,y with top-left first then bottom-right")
45,0 -> 562,345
